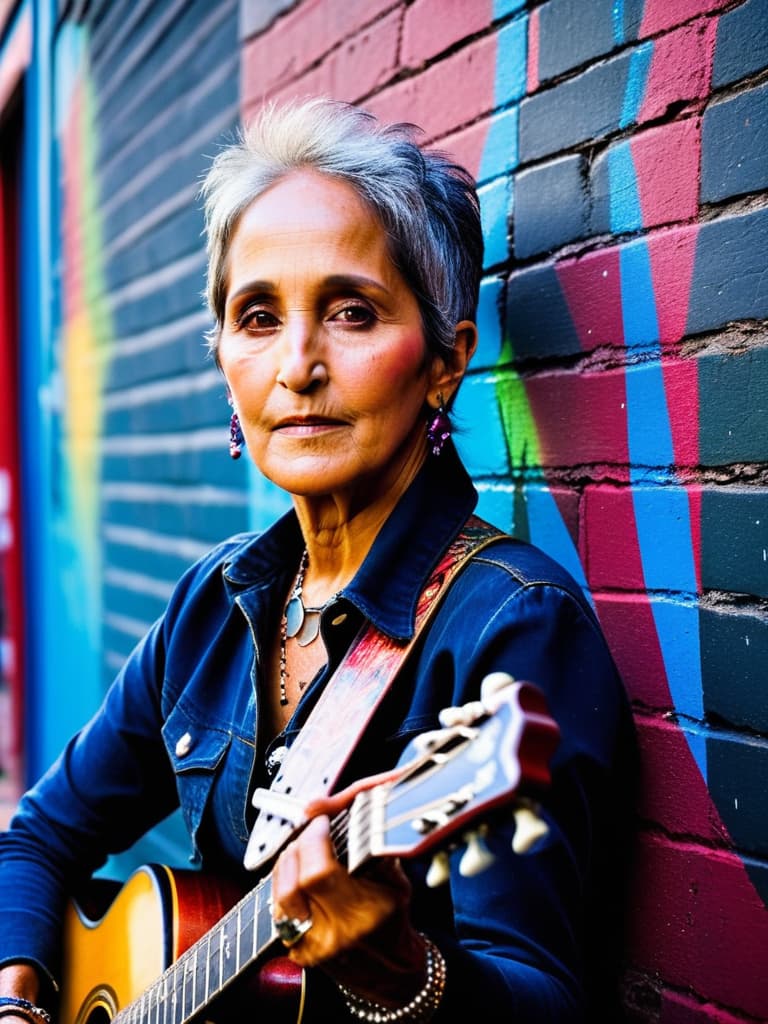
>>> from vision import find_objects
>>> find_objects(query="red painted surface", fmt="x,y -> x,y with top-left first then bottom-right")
639,0 -> 733,38
525,367 -> 630,467
556,248 -> 625,351
628,833 -> 768,1020
639,20 -> 717,124
632,119 -> 701,228
402,0 -> 492,67
527,6 -> 540,94
584,489 -> 646,590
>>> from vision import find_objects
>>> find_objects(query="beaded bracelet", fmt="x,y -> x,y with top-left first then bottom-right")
0,999 -> 52,1024
336,935 -> 447,1023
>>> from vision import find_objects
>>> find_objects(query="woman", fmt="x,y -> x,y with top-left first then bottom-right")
0,99 -> 633,1022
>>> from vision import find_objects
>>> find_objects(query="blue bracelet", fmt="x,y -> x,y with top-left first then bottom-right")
0,998 -> 51,1024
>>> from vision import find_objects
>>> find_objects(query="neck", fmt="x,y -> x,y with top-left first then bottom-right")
291,445 -> 427,604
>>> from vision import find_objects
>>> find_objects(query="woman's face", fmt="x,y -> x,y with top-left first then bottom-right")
218,170 -> 448,505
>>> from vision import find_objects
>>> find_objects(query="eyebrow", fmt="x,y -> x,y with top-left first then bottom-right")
227,273 -> 391,307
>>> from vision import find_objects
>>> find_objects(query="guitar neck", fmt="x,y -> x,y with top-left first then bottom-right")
114,873 -> 279,1024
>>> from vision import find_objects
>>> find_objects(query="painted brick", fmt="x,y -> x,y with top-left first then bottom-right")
660,988 -> 763,1024
478,175 -> 510,267
519,48 -> 630,161
474,484 -> 514,532
241,0 -> 393,102
364,32 -> 500,141
521,366 -> 629,466
365,16 -> 526,142
103,496 -> 248,544
452,373 -> 510,477
698,347 -> 768,465
584,486 -> 646,591
637,0 -> 732,38
442,105 -> 519,185
637,20 -> 717,125
633,715 -> 723,842
589,485 -> 704,593
701,82 -> 768,203
505,262 -> 583,358
701,489 -> 768,598
708,734 -> 768,855
687,208 -> 768,336
402,0 -> 492,67
473,274 -> 504,370
591,120 -> 701,235
627,833 -> 768,1020
239,0 -> 297,40
514,153 -> 588,258
536,0 -> 620,83
593,594 -> 684,708
713,0 -> 768,88
701,607 -> 768,733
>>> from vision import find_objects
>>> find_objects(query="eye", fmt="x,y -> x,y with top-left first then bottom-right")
236,307 -> 280,332
328,303 -> 375,328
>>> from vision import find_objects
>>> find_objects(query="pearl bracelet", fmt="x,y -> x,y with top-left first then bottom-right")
0,998 -> 52,1024
337,935 -> 447,1022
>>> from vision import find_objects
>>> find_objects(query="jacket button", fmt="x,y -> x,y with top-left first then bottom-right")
175,732 -> 193,757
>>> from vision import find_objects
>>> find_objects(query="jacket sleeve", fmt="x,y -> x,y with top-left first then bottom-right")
0,536 -> 245,987
406,569 -> 636,1023
0,612 -> 178,986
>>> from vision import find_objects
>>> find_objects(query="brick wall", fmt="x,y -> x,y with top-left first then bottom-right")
241,1 -> 768,1020
3,0 -> 764,1017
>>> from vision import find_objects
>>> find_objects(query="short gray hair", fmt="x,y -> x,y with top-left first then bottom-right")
201,97 -> 483,359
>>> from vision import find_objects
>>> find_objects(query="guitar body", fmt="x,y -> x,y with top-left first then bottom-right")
60,865 -> 304,1024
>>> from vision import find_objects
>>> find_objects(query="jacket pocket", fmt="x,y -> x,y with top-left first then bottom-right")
162,702 -> 232,856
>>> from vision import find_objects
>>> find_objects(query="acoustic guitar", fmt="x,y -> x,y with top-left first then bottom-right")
59,675 -> 559,1024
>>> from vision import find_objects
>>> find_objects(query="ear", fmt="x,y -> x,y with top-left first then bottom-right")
427,320 -> 478,407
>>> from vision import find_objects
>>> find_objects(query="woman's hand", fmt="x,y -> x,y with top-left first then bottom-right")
270,814 -> 429,1005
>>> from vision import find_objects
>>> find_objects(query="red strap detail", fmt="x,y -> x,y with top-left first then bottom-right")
243,515 -> 504,872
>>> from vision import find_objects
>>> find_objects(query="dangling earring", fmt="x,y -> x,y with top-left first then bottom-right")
227,394 -> 244,459
426,393 -> 451,456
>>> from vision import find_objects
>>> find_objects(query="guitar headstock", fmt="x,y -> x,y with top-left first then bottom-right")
346,674 -> 560,883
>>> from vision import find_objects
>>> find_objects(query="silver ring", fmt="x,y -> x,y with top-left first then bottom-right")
275,914 -> 314,947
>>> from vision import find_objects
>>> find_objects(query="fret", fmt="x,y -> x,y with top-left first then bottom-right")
220,909 -> 239,987
255,881 -> 275,954
209,925 -> 223,998
181,951 -> 196,1023
193,931 -> 209,1012
239,892 -> 255,969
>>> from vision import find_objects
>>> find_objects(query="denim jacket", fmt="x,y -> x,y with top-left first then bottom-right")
0,445 -> 634,1021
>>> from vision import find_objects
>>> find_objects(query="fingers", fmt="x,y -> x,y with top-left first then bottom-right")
271,816 -> 334,924
303,767 -> 404,819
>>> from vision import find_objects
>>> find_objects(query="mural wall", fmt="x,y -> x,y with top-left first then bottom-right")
0,0 -> 765,1019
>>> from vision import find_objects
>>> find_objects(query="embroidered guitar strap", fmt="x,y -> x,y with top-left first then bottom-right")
243,514 -> 504,872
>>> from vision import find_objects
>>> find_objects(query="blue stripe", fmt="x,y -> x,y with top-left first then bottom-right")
607,142 -> 643,234
619,244 -> 705,773
621,42 -> 653,128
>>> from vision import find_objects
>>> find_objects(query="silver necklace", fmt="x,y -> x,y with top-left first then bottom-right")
279,551 -> 323,706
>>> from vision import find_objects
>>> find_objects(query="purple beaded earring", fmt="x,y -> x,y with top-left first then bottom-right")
426,394 -> 451,456
228,395 -> 244,459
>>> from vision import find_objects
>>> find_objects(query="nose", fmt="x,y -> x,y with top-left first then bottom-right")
275,315 -> 328,392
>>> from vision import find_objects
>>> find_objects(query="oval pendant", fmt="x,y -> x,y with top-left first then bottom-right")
296,610 -> 321,647
285,595 -> 304,638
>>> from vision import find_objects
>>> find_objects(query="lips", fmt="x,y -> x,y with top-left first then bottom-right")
272,415 -> 347,432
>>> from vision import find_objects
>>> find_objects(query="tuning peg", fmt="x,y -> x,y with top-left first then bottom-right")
438,700 -> 484,727
426,850 -> 451,887
511,802 -> 549,854
458,826 -> 495,876
480,672 -> 515,707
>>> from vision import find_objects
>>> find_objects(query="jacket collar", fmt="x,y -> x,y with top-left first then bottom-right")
222,442 -> 478,641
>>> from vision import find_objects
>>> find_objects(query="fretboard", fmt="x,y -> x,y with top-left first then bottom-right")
113,873 -> 278,1024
